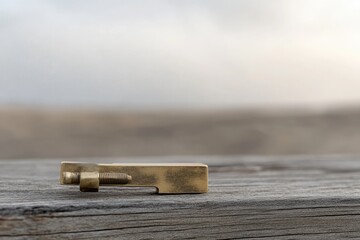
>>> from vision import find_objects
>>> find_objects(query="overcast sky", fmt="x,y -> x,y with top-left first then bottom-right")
1,0 -> 360,109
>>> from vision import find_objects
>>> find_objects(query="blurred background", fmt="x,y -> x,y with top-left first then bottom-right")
1,0 -> 360,159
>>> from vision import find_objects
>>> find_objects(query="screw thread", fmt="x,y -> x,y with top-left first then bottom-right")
99,173 -> 132,184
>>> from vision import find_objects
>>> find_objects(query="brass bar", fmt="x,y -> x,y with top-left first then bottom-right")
60,162 -> 208,194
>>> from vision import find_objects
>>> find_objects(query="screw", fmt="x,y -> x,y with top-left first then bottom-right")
62,172 -> 132,184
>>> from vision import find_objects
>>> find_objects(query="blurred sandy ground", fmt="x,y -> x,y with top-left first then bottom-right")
1,106 -> 360,159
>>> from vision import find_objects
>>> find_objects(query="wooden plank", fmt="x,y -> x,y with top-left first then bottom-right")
1,155 -> 360,239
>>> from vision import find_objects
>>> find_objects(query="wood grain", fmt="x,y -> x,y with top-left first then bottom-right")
1,155 -> 360,239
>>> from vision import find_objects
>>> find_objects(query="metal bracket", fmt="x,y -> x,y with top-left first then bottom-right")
60,162 -> 208,194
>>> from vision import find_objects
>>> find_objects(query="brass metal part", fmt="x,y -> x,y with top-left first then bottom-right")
60,162 -> 208,194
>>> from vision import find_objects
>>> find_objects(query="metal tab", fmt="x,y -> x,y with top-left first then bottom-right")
60,162 -> 208,194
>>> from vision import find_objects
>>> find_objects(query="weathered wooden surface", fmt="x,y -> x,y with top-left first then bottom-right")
2,155 -> 360,239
